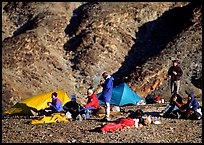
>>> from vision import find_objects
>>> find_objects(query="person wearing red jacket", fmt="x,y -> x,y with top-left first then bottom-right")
84,88 -> 100,119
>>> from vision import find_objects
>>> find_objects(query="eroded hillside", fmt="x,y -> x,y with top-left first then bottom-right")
2,2 -> 202,112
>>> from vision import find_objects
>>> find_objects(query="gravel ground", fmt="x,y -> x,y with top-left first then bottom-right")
2,103 -> 202,143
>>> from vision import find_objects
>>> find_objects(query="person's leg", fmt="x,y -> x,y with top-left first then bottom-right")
84,107 -> 95,119
175,80 -> 181,94
170,81 -> 175,94
162,105 -> 174,117
173,81 -> 178,94
105,102 -> 110,119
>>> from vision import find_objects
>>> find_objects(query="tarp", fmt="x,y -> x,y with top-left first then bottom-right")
31,113 -> 70,124
97,83 -> 145,106
4,90 -> 70,116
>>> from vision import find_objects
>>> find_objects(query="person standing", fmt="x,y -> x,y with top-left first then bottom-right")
168,60 -> 183,94
100,72 -> 114,121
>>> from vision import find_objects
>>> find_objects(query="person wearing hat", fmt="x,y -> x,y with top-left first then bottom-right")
100,72 -> 114,121
167,60 -> 183,94
83,88 -> 100,119
63,95 -> 84,121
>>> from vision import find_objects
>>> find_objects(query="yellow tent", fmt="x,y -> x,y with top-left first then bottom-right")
4,90 -> 70,116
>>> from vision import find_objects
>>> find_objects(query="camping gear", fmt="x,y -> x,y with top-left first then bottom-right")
136,100 -> 146,105
154,95 -> 161,103
97,83 -> 145,106
153,120 -> 161,124
112,106 -> 120,112
31,113 -> 70,124
4,90 -> 70,116
145,94 -> 157,104
66,111 -> 72,119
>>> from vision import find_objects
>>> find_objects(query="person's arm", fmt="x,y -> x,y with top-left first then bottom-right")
174,100 -> 183,108
177,67 -> 183,77
102,79 -> 112,95
172,96 -> 183,108
55,101 -> 63,112
63,103 -> 70,111
50,100 -> 62,112
167,67 -> 172,78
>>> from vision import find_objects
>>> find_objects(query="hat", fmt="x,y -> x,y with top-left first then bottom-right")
71,95 -> 76,101
87,89 -> 93,96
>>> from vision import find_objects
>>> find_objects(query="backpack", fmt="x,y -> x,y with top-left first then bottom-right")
145,94 -> 156,104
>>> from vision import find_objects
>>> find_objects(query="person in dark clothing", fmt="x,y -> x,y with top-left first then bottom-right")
161,93 -> 184,118
63,95 -> 84,121
168,60 -> 183,94
180,93 -> 202,120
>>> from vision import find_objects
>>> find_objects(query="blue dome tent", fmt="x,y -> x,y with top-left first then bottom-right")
97,83 -> 145,106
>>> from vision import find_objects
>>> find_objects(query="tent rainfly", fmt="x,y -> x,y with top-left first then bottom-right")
97,83 -> 145,106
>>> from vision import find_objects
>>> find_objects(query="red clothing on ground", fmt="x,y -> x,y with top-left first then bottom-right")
85,93 -> 100,109
101,117 -> 135,133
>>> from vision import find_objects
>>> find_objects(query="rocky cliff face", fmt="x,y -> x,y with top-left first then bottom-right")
2,2 -> 202,112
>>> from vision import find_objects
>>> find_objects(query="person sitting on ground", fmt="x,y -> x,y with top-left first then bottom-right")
178,93 -> 202,120
161,93 -> 185,118
31,92 -> 63,116
83,88 -> 100,119
63,95 -> 85,121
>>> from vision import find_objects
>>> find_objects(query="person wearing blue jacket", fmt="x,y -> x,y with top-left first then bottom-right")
184,93 -> 201,119
31,92 -> 63,116
49,92 -> 63,113
101,72 -> 114,121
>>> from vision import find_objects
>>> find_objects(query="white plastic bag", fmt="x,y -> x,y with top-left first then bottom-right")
197,108 -> 202,116
136,100 -> 146,105
112,106 -> 120,112
133,118 -> 140,128
65,111 -> 72,119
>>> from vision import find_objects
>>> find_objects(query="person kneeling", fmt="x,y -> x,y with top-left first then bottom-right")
160,93 -> 184,118
179,93 -> 202,120
83,88 -> 100,119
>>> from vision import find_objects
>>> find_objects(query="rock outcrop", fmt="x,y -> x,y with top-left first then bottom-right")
2,2 -> 202,112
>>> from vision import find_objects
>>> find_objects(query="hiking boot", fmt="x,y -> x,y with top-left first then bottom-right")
106,117 -> 111,121
176,112 -> 181,119
30,110 -> 38,117
101,116 -> 111,122
160,110 -> 165,117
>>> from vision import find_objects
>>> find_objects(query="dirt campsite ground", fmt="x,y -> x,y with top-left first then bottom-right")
2,2 -> 202,143
2,101 -> 202,143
